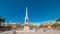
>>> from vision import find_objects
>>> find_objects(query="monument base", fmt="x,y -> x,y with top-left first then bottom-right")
16,26 -> 35,32
24,26 -> 29,30
16,30 -> 35,32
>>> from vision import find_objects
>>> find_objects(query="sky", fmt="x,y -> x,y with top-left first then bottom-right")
0,0 -> 60,24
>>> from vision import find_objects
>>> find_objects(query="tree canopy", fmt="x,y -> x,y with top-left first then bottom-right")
56,17 -> 60,22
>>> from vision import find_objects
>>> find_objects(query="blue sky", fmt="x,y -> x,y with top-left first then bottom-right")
0,0 -> 60,24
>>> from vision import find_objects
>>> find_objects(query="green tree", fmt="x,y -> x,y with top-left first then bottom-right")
29,23 -> 33,28
0,17 -> 5,26
56,18 -> 60,22
39,24 -> 48,28
55,17 -> 60,27
3,24 -> 6,27
50,23 -> 58,28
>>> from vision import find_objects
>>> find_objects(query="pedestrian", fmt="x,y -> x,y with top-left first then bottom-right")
35,28 -> 37,31
44,29 -> 46,32
13,30 -> 16,34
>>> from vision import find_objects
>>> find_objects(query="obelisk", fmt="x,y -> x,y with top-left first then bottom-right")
25,7 -> 28,25
24,7 -> 29,31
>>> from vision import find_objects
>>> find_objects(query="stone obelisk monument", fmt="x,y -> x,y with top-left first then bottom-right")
25,7 -> 28,25
16,7 -> 35,32
24,7 -> 29,31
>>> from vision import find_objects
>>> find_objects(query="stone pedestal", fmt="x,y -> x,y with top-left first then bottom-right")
24,26 -> 29,30
16,26 -> 35,32
24,26 -> 29,32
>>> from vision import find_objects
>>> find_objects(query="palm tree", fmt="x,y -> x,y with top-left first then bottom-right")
56,18 -> 60,24
0,17 -> 5,26
29,23 -> 33,28
56,17 -> 60,27
56,18 -> 60,22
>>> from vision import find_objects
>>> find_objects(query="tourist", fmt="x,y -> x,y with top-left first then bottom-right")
35,28 -> 37,31
13,30 -> 16,34
43,29 -> 46,32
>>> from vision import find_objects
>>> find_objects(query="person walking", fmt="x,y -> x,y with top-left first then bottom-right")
13,30 -> 16,34
43,29 -> 46,32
